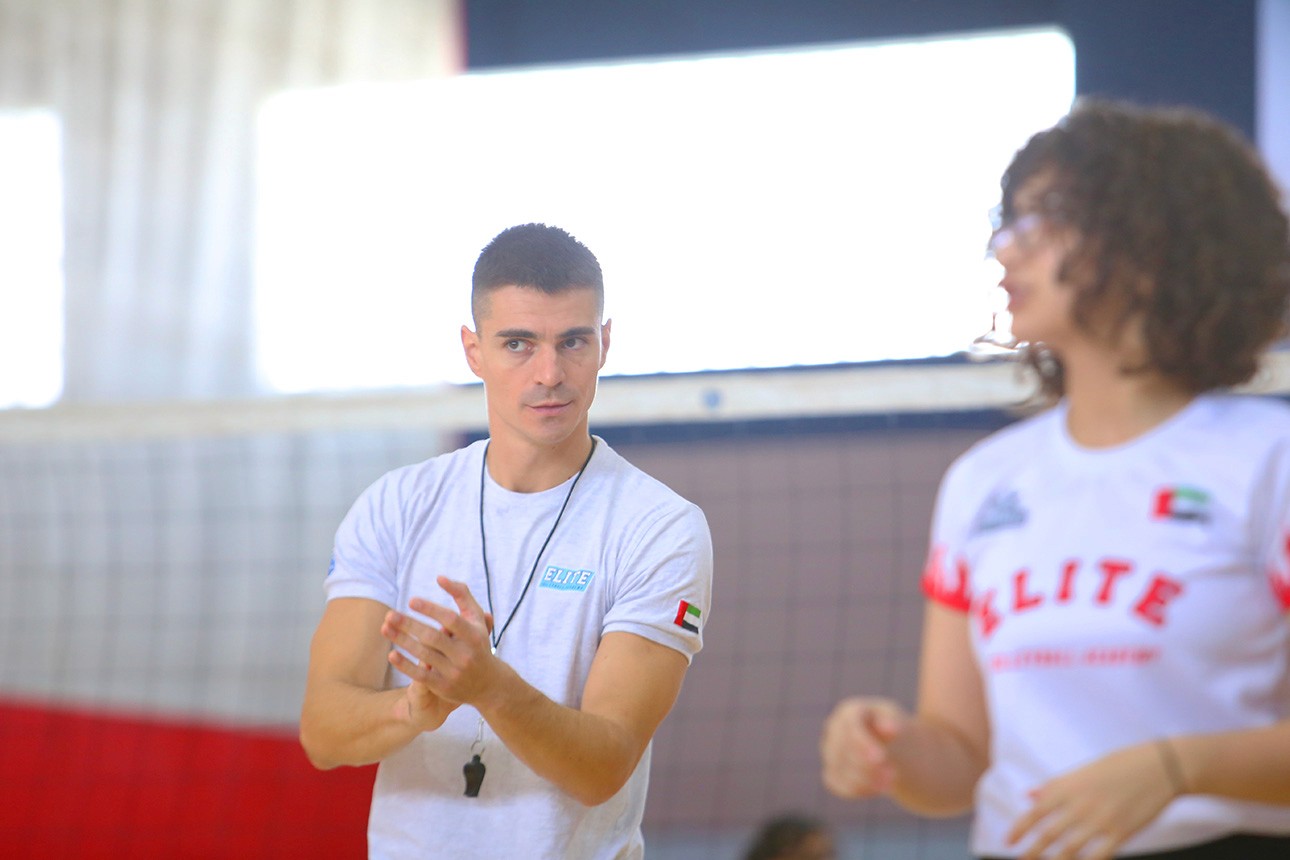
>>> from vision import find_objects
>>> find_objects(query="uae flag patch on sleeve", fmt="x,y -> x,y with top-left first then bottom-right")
674,600 -> 701,633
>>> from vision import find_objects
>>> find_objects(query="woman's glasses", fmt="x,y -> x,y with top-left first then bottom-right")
987,211 -> 1048,258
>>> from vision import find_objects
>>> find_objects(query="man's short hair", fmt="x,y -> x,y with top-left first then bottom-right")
471,223 -> 604,324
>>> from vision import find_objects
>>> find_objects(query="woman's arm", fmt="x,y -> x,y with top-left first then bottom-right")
821,602 -> 990,815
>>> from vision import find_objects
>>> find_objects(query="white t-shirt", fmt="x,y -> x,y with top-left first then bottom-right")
325,436 -> 713,860
922,394 -> 1290,857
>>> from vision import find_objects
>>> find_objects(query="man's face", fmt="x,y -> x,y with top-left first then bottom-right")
462,284 -> 610,454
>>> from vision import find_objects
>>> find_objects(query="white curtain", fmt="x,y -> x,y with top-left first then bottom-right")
0,0 -> 461,402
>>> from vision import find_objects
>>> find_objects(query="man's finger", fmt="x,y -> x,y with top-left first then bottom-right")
388,649 -> 433,682
436,576 -> 488,620
406,597 -> 463,630
384,609 -> 436,640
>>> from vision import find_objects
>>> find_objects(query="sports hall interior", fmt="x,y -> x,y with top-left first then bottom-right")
0,1 -> 1287,857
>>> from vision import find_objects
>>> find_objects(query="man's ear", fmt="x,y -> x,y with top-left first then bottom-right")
461,325 -> 483,378
598,318 -> 612,370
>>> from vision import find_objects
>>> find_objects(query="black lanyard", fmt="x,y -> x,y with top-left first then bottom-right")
478,438 -> 597,652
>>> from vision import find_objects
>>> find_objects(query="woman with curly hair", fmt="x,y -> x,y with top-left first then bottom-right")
821,98 -> 1290,859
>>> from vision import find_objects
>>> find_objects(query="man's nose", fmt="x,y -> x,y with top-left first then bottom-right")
533,345 -> 565,387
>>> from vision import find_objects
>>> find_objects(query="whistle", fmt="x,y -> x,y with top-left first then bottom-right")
463,754 -> 486,797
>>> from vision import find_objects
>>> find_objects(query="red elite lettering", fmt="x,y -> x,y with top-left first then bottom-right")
1095,559 -> 1134,604
1056,559 -> 1078,603
1132,574 -> 1184,626
1012,569 -> 1043,612
975,589 -> 1002,639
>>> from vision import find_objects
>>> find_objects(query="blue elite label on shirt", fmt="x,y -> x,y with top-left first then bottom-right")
539,565 -> 595,592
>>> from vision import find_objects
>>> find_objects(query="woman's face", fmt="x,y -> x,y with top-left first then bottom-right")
991,177 -> 1084,351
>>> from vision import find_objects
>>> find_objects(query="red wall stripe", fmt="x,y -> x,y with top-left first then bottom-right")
0,699 -> 374,858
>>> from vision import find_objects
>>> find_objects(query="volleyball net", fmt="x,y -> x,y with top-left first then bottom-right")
2,355 -> 1286,858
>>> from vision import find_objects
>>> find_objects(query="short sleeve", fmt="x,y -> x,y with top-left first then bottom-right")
1258,436 -> 1290,612
920,452 -> 981,614
324,472 -> 403,610
602,502 -> 714,664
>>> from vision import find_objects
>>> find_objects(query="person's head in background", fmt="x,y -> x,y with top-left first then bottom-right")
990,98 -> 1290,402
743,813 -> 837,860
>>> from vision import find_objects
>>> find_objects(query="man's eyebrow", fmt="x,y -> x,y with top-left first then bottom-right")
493,328 -> 537,339
492,326 -> 597,339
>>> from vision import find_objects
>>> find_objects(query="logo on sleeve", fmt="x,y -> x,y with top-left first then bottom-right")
674,600 -> 702,633
1152,486 -> 1211,524
539,565 -> 595,592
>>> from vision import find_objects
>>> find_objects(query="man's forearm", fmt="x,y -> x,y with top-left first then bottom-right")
474,663 -> 644,806
299,680 -> 426,770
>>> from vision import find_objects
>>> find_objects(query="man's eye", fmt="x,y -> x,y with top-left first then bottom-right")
563,337 -> 586,349
504,340 -> 526,352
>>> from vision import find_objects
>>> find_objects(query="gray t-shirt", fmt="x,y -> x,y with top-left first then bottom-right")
326,436 -> 714,859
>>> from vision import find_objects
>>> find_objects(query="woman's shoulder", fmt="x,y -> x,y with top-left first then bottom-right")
1190,392 -> 1290,442
952,406 -> 1059,472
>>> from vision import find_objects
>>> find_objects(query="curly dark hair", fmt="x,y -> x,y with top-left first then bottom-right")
999,98 -> 1290,400
471,223 -> 603,325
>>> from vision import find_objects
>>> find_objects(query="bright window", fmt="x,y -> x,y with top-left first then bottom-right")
255,28 -> 1074,392
0,110 -> 64,408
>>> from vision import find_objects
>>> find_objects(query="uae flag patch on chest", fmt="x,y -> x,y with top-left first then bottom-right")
1152,486 -> 1211,524
674,600 -> 701,633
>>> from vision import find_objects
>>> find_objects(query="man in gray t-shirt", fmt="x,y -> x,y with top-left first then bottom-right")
299,223 -> 714,859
